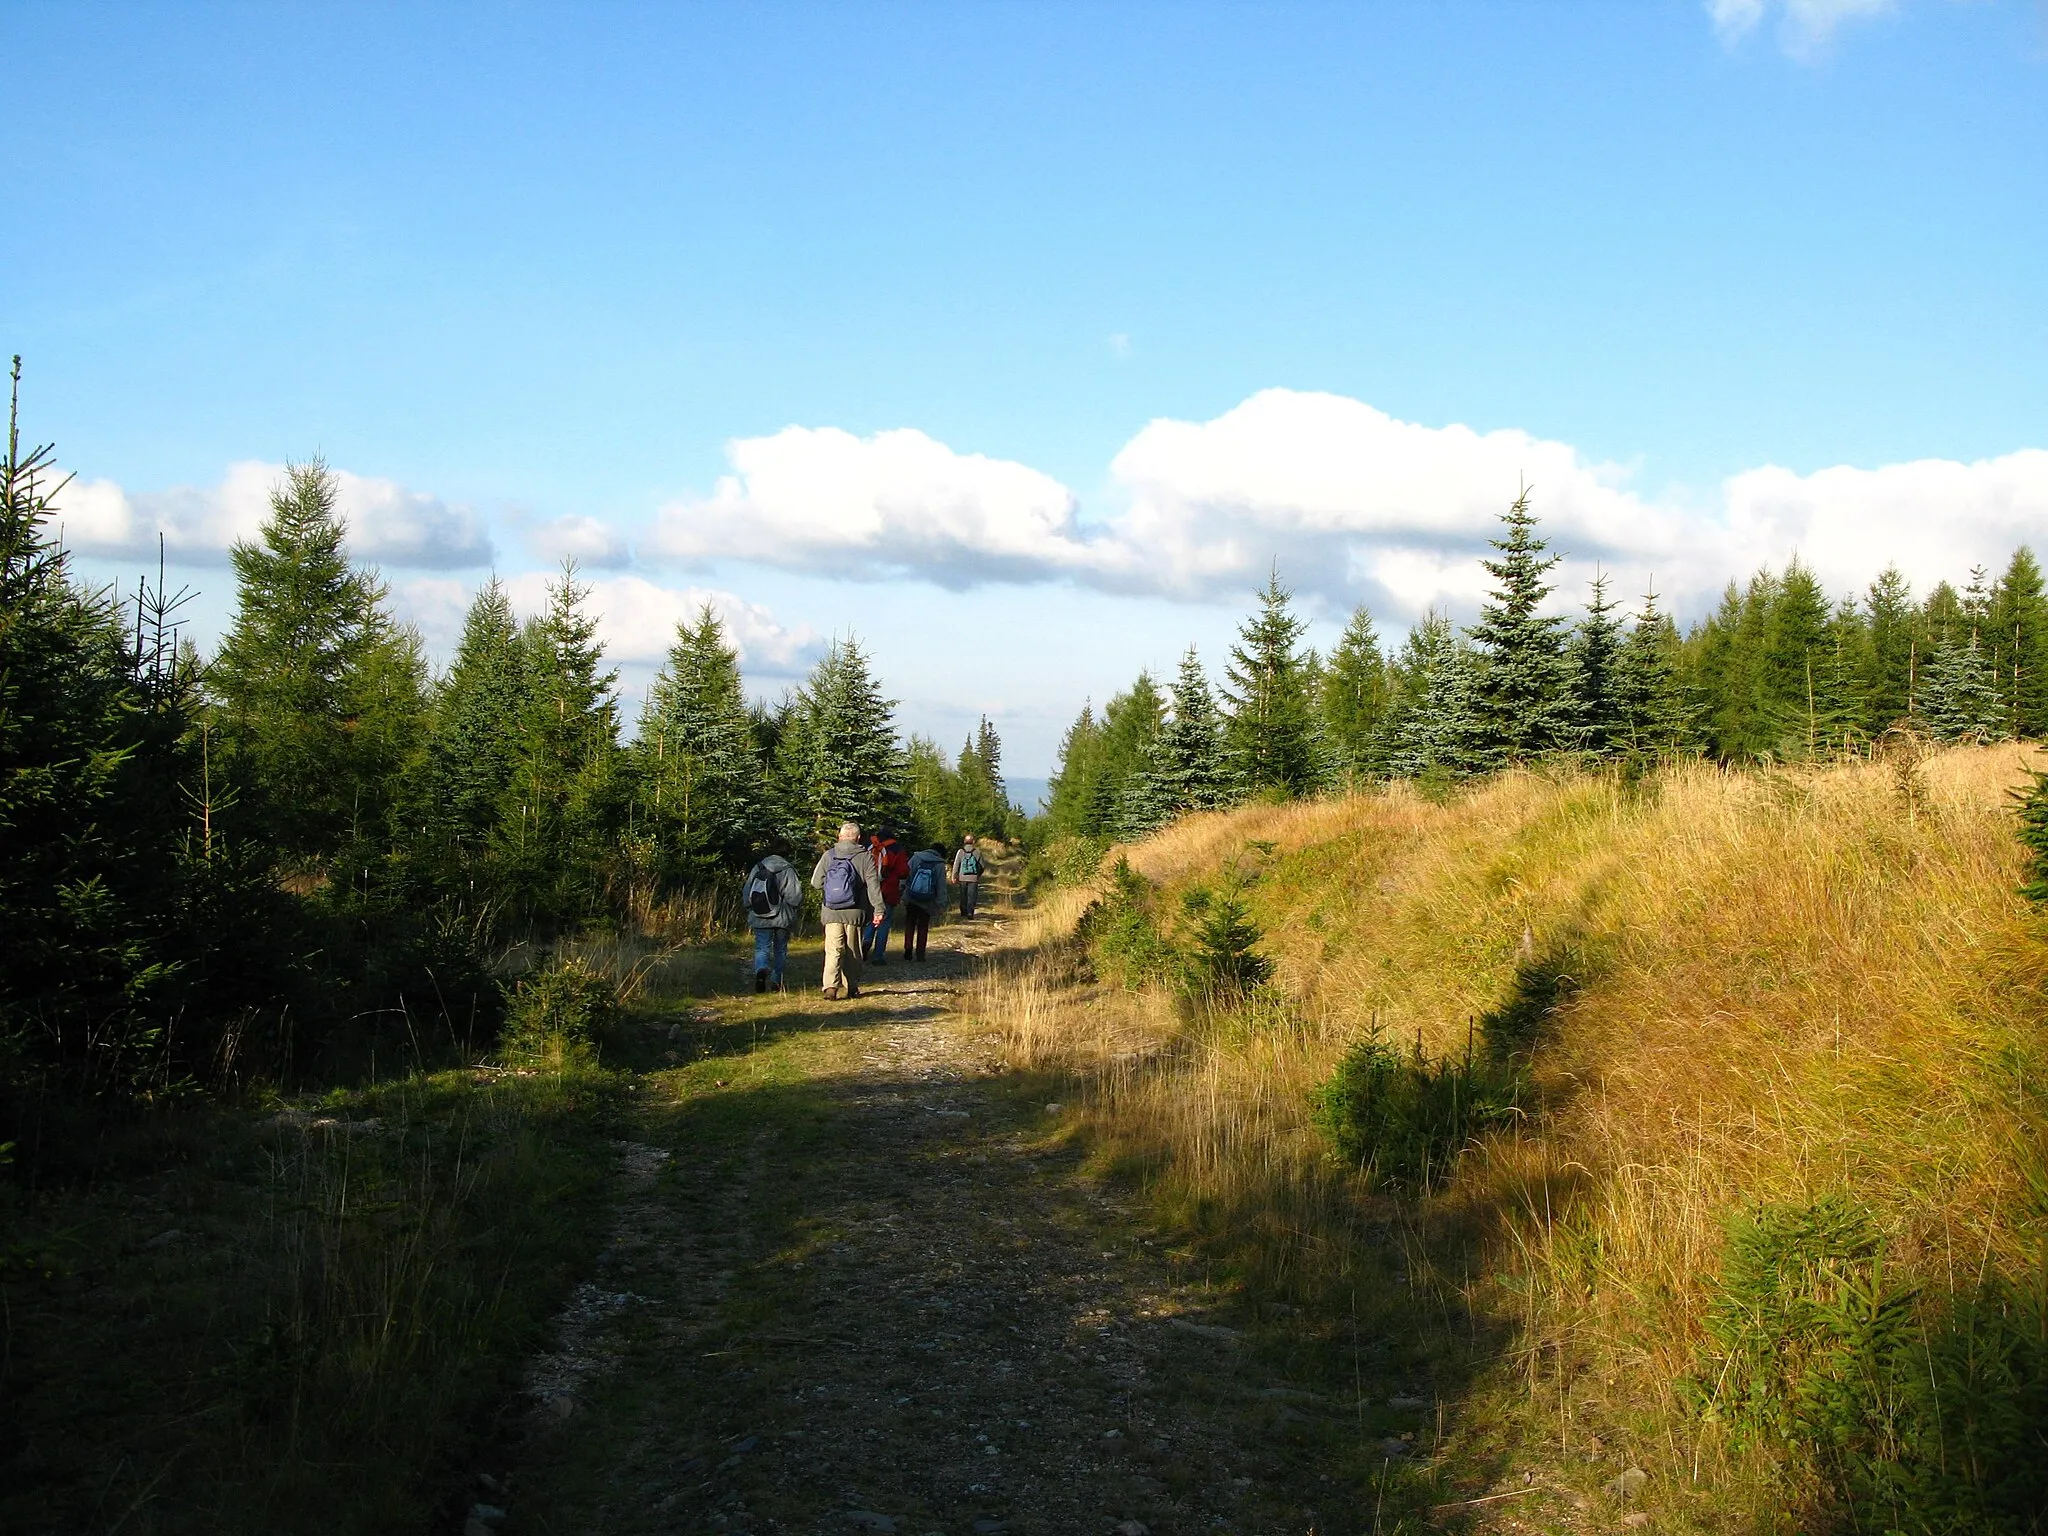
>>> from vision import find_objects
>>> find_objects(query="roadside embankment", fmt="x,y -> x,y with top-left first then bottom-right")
973,746 -> 2048,1531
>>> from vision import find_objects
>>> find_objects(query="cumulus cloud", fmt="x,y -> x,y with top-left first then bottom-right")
632,389 -> 2048,626
647,425 -> 1098,588
1708,0 -> 1899,58
524,513 -> 632,569
492,572 -> 823,677
52,461 -> 491,569
1719,451 -> 2048,595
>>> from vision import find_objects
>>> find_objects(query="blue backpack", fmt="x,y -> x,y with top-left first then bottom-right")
822,854 -> 859,908
907,860 -> 940,905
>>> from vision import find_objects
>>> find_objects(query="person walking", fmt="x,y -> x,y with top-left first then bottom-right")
951,833 -> 986,918
901,845 -> 948,961
811,821 -> 885,999
739,851 -> 802,992
865,827 -> 911,965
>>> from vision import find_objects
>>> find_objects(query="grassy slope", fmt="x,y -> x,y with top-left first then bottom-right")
986,746 -> 2048,1529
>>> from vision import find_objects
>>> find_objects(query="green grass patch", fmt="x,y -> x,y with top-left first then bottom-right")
0,1064 -> 625,1534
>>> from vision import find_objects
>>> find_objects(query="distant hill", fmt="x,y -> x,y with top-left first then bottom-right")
1006,776 -> 1050,814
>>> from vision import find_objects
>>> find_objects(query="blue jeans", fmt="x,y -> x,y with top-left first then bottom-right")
752,926 -> 789,983
867,904 -> 897,959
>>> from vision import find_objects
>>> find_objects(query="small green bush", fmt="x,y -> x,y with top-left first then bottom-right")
499,958 -> 621,1066
1040,833 -> 1113,890
1310,1029 -> 1522,1188
1178,876 -> 1274,999
1693,1193 -> 2048,1533
1076,856 -> 1172,989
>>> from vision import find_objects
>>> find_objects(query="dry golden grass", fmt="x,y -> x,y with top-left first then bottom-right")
974,745 -> 2048,1526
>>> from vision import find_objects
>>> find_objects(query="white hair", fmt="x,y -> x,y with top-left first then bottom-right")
839,821 -> 861,841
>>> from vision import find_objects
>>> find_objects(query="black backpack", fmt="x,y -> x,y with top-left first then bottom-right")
746,869 -> 779,916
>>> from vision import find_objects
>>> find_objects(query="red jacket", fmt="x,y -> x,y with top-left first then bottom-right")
870,837 -> 911,905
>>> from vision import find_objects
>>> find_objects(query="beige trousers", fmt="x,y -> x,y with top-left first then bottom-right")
822,919 -> 865,994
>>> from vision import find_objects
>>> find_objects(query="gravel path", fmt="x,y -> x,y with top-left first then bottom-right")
484,916 -> 1370,1536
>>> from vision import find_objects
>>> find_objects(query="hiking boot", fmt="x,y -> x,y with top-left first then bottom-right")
823,984 -> 841,1001
754,969 -> 767,993
844,983 -> 862,999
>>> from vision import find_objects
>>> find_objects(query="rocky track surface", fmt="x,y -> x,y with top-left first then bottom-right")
478,915 -> 1373,1536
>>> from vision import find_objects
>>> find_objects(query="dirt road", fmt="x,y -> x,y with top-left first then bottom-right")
486,914 -> 1377,1536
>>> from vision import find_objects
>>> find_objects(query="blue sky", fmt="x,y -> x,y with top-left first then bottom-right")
9,1 -> 2045,774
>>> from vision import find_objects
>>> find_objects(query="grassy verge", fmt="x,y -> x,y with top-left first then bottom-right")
978,747 -> 2048,1532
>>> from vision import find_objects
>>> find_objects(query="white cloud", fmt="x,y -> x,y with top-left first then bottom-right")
51,461 -> 491,569
631,389 -> 2048,626
1102,389 -> 1692,610
1719,450 -> 2048,595
525,513 -> 632,569
495,572 -> 823,676
1708,0 -> 1899,58
647,425 -> 1099,589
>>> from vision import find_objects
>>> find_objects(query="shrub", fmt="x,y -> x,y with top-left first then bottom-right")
1039,833 -> 1113,891
1076,856 -> 1171,989
1310,1028 -> 1522,1188
499,958 -> 621,1066
1178,874 -> 1274,999
1694,1194 -> 2048,1533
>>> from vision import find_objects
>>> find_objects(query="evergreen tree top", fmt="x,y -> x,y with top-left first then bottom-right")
1469,488 -> 1566,650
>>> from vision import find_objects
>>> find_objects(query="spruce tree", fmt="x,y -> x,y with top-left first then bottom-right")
501,563 -> 623,922
1222,569 -> 1319,797
1811,598 -> 1867,757
1921,632 -> 2007,744
1084,674 -> 1165,835
1566,570 -> 1626,756
1045,703 -> 1103,839
1920,581 -> 1963,656
0,362 -> 193,1084
1126,647 -> 1233,831
1614,587 -> 1695,756
1988,547 -> 2048,738
411,580 -> 530,847
1760,559 -> 1834,758
904,733 -> 966,848
1381,612 -> 1482,778
635,604 -> 770,882
775,638 -> 907,845
1468,490 -> 1574,763
1322,606 -> 1390,781
957,715 -> 1012,834
1861,566 -> 1916,735
209,459 -> 422,864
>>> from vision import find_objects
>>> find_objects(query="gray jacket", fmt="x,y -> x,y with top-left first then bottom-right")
811,840 -> 884,921
951,845 -> 985,883
740,854 -> 803,931
904,849 -> 949,913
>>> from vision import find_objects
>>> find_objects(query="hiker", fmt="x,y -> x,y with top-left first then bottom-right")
951,833 -> 986,917
865,827 -> 911,966
901,845 -> 948,961
739,850 -> 802,993
810,821 -> 885,999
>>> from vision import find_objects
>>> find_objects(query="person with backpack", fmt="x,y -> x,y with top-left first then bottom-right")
865,827 -> 912,966
901,845 -> 948,961
810,821 -> 885,1000
739,851 -> 802,993
951,833 -> 986,917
